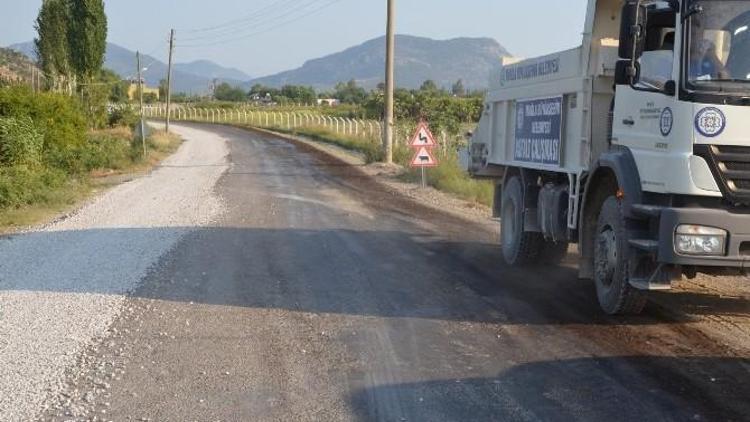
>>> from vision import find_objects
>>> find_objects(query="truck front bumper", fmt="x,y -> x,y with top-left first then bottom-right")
658,207 -> 750,270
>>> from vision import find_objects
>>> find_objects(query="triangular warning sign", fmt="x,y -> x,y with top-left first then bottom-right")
410,146 -> 439,167
410,122 -> 437,147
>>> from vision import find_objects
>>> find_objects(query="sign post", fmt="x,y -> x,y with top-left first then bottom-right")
409,121 -> 439,188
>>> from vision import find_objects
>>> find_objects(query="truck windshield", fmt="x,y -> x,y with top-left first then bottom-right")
686,0 -> 750,94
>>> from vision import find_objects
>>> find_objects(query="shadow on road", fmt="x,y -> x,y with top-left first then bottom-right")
1,227 -> 747,327
346,356 -> 750,422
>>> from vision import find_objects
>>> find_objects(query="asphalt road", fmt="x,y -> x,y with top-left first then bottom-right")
40,123 -> 749,421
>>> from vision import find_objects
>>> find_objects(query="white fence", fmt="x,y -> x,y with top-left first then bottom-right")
144,106 -> 384,140
142,106 -> 471,154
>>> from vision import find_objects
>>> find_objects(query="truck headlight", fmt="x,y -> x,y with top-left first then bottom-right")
675,225 -> 727,256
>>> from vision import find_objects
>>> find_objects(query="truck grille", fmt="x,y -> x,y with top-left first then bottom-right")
695,144 -> 750,204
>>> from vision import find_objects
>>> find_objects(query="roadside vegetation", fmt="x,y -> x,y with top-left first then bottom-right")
273,121 -> 492,206
0,0 -> 182,230
278,124 -> 493,207
169,78 -> 493,206
0,85 -> 179,229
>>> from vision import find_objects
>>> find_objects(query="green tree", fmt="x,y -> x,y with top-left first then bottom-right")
334,79 -> 367,104
68,0 -> 107,83
420,80 -> 439,93
451,79 -> 466,97
100,69 -> 127,103
78,69 -> 122,128
214,83 -> 247,102
143,92 -> 158,104
280,85 -> 316,105
34,0 -> 72,93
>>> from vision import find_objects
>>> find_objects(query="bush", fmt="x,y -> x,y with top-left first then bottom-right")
108,105 -> 138,128
0,86 -> 86,158
0,116 -> 43,167
0,165 -> 68,208
78,128 -> 134,171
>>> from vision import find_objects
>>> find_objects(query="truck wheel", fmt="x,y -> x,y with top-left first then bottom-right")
594,197 -> 647,315
541,240 -> 569,264
501,176 -> 541,265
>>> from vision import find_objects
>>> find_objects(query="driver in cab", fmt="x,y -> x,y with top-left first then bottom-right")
689,36 -> 729,80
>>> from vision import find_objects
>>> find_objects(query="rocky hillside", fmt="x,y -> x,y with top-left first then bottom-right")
249,35 -> 510,90
0,47 -> 38,84
8,42 -> 248,94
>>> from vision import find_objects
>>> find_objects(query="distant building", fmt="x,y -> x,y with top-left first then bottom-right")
250,92 -> 275,105
317,98 -> 340,107
127,79 -> 160,101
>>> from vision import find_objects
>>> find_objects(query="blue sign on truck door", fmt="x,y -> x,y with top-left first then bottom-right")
514,96 -> 563,166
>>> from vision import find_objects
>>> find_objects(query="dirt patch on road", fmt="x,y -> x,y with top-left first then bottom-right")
241,125 -> 750,359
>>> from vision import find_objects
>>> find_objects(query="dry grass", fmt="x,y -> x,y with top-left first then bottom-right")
148,130 -> 180,152
91,126 -> 132,139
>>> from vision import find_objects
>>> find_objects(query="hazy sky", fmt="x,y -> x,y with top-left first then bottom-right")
1,0 -> 589,78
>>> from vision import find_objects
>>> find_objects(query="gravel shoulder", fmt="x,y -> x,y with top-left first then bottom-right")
0,125 -> 228,421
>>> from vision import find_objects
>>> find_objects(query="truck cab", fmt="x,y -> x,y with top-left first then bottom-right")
467,0 -> 750,314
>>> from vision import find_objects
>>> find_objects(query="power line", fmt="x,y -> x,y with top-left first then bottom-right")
183,0 -> 298,34
179,0 -> 344,48
180,0 -> 328,43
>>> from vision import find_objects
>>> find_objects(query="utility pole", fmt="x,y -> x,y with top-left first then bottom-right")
137,51 -> 146,157
383,0 -> 396,164
165,29 -> 175,133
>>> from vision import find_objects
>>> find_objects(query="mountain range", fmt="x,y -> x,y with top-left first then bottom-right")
8,35 -> 509,93
249,35 -> 509,90
8,42 -> 250,94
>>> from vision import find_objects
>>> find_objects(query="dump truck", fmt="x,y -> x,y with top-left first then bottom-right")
466,0 -> 750,314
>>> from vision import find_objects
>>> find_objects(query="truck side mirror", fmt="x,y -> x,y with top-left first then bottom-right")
663,80 -> 676,96
619,1 -> 647,60
615,60 -> 641,85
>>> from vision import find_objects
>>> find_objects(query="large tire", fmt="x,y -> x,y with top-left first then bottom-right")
501,176 -> 542,265
594,197 -> 647,315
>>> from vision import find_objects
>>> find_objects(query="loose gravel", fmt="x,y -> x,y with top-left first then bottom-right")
0,124 -> 228,421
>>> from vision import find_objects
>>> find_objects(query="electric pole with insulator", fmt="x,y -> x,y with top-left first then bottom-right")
137,51 -> 146,157
166,29 -> 175,133
384,0 -> 396,164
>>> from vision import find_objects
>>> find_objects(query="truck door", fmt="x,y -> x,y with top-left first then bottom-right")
612,9 -> 678,194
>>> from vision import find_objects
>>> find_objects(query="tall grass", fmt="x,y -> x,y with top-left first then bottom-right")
400,151 -> 493,206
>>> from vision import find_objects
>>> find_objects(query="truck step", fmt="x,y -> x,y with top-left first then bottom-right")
628,263 -> 674,291
628,239 -> 659,253
631,204 -> 663,218
629,278 -> 672,291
